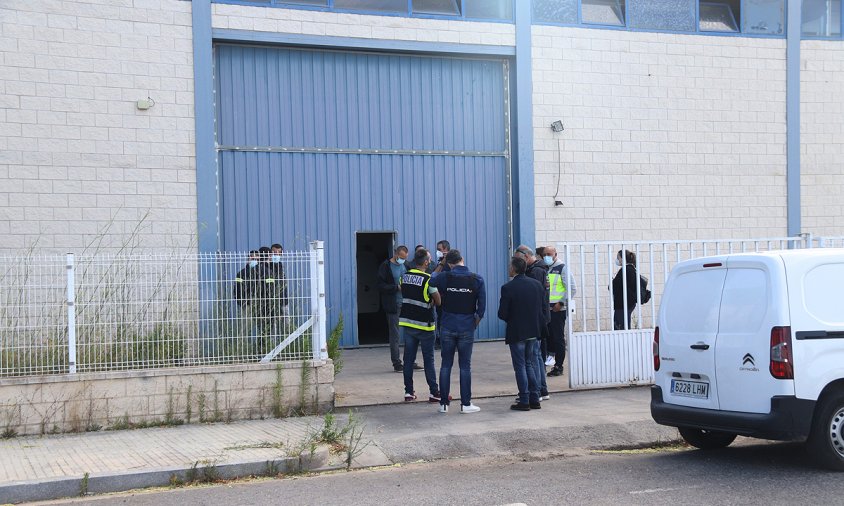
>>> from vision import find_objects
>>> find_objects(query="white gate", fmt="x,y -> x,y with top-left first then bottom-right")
559,236 -> 817,389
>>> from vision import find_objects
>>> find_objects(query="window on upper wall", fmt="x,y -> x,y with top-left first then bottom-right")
699,0 -> 739,32
582,0 -> 626,26
333,0 -> 406,13
279,0 -> 328,5
629,0 -> 695,31
412,0 -> 461,15
533,0 -> 578,24
802,0 -> 842,37
463,0 -> 514,20
742,0 -> 784,35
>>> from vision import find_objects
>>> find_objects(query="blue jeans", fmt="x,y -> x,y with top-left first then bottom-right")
509,339 -> 539,405
403,327 -> 438,396
533,338 -> 549,396
439,330 -> 474,406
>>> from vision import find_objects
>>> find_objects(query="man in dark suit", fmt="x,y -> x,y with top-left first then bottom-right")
498,256 -> 547,411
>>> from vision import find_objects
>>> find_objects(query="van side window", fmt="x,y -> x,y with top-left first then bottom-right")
804,263 -> 844,325
664,270 -> 724,333
719,268 -> 768,334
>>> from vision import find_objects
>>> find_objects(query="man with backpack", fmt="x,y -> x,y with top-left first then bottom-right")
429,249 -> 486,414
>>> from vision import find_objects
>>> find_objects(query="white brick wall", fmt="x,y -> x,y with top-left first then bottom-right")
211,3 -> 516,46
801,41 -> 844,237
0,0 -> 196,253
532,26 -> 789,244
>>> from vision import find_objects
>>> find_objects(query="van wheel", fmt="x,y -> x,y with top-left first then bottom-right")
807,392 -> 844,471
678,427 -> 737,450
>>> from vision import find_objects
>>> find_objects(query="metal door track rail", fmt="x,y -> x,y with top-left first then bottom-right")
217,145 -> 509,157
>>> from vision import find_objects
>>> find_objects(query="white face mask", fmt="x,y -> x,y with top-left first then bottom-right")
615,257 -> 622,267
436,250 -> 444,260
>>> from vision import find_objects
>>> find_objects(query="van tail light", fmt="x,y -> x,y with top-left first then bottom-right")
653,326 -> 660,371
770,326 -> 793,380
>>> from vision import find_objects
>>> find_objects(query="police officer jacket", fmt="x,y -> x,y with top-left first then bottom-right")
429,266 -> 486,334
399,269 -> 436,331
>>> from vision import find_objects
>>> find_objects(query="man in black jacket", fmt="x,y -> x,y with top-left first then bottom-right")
377,245 -> 409,371
515,245 -> 551,400
499,256 -> 546,411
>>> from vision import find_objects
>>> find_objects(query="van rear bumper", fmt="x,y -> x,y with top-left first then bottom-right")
650,386 -> 815,441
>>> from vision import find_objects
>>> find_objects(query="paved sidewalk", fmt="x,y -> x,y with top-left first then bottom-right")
335,340 -> 571,407
0,342 -> 670,504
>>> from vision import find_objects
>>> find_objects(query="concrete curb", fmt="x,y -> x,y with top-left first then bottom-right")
0,455 -> 318,504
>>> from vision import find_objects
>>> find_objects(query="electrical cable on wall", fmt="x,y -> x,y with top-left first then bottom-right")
551,121 -> 564,206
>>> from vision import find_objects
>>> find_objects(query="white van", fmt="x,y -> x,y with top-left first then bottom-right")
651,249 -> 844,470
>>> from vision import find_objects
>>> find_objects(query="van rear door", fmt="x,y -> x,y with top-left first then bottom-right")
785,250 -> 844,402
715,256 -> 793,413
656,258 -> 727,410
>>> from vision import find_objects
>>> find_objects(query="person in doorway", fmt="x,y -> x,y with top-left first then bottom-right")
498,256 -> 545,411
399,248 -> 443,402
544,246 -> 577,377
377,245 -> 410,372
514,245 -> 551,401
429,249 -> 485,414
612,249 -> 640,330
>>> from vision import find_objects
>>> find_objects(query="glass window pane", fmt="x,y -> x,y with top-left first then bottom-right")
699,2 -> 738,32
802,0 -> 842,37
333,0 -> 407,13
582,0 -> 626,25
413,0 -> 460,15
629,0 -> 695,31
532,0 -> 578,24
742,0 -> 784,35
278,0 -> 328,5
463,0 -> 514,20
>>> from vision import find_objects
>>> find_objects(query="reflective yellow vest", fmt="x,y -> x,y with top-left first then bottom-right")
548,263 -> 567,304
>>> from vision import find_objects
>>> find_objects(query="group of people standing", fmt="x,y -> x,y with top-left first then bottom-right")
377,241 -> 486,413
233,244 -> 289,341
377,240 -> 581,414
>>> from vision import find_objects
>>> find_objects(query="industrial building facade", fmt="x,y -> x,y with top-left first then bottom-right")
0,0 -> 842,345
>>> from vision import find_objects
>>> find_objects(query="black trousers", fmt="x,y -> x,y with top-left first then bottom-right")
548,309 -> 567,370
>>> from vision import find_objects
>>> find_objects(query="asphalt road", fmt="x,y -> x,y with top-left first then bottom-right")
42,438 -> 839,506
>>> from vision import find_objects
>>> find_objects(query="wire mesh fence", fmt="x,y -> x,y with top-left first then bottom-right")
560,236 -> 816,334
0,243 -> 326,378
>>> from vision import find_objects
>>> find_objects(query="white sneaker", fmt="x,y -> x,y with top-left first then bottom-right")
545,355 -> 555,366
460,404 -> 481,414
541,394 -> 551,401
438,404 -> 448,413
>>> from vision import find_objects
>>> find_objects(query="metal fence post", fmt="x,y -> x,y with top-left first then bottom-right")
310,241 -> 328,361
66,253 -> 77,374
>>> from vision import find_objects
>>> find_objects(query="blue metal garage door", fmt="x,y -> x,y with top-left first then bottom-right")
215,44 -> 511,346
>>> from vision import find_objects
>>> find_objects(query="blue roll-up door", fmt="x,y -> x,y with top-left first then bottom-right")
215,44 -> 511,346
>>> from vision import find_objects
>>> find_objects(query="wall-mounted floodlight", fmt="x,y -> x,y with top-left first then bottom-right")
550,120 -> 564,132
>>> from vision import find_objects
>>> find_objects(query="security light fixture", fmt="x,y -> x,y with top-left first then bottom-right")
551,120 -> 564,132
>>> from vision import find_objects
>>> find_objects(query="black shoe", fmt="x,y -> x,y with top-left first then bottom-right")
529,402 -> 542,409
510,403 -> 531,411
393,365 -> 403,372
547,367 -> 564,377
413,363 -> 423,370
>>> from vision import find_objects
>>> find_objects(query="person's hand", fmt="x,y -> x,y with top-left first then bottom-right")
552,302 -> 562,312
474,317 -> 481,328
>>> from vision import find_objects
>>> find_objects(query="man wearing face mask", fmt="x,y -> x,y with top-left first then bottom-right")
544,246 -> 577,378
377,245 -> 413,372
514,245 -> 551,401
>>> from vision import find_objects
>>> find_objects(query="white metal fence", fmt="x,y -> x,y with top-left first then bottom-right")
0,242 -> 327,378
558,235 -> 841,389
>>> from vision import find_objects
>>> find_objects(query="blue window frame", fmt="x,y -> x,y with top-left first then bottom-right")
211,0 -> 514,21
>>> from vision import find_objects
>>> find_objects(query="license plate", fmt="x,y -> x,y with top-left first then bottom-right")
671,379 -> 709,399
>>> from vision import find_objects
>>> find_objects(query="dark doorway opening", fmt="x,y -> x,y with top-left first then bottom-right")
356,232 -> 395,345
